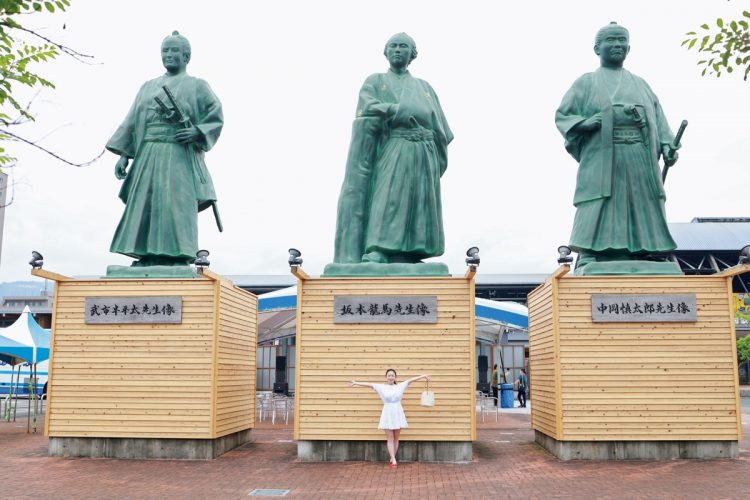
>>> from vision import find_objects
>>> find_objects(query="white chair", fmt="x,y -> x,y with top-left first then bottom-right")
481,394 -> 499,422
475,391 -> 499,423
272,396 -> 290,425
257,393 -> 274,422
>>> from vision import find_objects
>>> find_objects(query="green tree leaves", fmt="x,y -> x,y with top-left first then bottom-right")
683,10 -> 750,80
0,1 -> 103,169
738,335 -> 750,363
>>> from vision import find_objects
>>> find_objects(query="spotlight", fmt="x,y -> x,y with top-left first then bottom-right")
557,245 -> 573,265
29,251 -> 43,269
195,249 -> 210,268
288,248 -> 303,267
739,245 -> 750,265
465,246 -> 480,267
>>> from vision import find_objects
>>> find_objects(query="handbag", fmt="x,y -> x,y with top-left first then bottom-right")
420,380 -> 435,407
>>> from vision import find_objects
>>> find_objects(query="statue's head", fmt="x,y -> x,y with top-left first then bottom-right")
383,32 -> 418,69
594,22 -> 630,68
161,30 -> 191,74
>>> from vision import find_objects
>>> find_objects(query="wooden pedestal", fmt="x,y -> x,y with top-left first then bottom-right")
528,266 -> 744,459
37,269 -> 257,459
293,270 -> 476,461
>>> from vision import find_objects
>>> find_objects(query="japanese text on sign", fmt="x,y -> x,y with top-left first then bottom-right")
333,296 -> 438,324
85,296 -> 182,324
591,294 -> 697,323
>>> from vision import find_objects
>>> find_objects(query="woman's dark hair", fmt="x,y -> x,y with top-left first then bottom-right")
385,368 -> 397,377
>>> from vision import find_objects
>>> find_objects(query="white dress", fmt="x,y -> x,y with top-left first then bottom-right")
373,382 -> 410,430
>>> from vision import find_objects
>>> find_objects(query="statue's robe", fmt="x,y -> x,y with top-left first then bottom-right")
107,73 -> 223,262
555,68 -> 676,255
333,69 -> 453,263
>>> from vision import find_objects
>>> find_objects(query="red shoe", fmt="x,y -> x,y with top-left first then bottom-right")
389,462 -> 398,468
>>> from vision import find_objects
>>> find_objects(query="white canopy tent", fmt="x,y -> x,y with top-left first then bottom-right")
0,306 -> 50,431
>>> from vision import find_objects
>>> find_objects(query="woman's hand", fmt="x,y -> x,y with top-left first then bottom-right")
422,374 -> 432,381
348,380 -> 357,387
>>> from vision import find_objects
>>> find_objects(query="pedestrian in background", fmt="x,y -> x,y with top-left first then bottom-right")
491,364 -> 499,405
515,368 -> 528,408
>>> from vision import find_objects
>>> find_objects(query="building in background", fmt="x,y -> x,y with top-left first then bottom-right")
0,289 -> 53,328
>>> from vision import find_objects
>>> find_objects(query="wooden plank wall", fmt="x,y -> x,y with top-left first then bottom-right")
214,279 -> 257,437
294,277 -> 475,442
47,279 -> 217,439
527,278 -> 559,439
556,275 -> 741,441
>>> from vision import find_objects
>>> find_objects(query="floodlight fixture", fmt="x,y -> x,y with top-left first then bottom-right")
288,248 -> 303,267
465,246 -> 480,267
195,249 -> 210,268
557,245 -> 573,265
739,245 -> 750,265
29,251 -> 44,269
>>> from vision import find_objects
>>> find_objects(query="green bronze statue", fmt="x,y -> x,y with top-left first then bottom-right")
325,33 -> 453,276
107,31 -> 223,274
556,22 -> 682,275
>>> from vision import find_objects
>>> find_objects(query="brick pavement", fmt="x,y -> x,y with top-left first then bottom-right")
1,403 -> 749,499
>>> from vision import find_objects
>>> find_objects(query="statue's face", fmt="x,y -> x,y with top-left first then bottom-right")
595,27 -> 630,66
161,38 -> 187,73
385,37 -> 412,69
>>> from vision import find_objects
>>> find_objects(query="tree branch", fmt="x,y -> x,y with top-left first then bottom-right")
0,127 -> 103,166
11,23 -> 96,64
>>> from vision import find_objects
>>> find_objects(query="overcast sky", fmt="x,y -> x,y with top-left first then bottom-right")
0,0 -> 748,283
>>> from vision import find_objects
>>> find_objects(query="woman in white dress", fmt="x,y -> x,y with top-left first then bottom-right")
349,369 -> 431,467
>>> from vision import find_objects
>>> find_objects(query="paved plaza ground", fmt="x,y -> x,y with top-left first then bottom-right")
2,400 -> 750,499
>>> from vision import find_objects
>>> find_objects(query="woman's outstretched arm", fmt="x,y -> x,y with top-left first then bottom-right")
403,374 -> 432,385
348,380 -> 376,388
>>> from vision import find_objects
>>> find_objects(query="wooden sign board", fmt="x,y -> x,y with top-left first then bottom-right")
591,293 -> 697,322
333,295 -> 437,323
85,296 -> 182,324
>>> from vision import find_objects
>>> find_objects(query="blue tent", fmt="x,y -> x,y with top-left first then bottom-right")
0,341 -> 32,366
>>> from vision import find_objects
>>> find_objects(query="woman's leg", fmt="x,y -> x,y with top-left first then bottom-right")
393,429 -> 400,463
384,430 -> 396,464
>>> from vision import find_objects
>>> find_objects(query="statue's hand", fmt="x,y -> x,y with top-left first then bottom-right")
577,113 -> 602,132
114,156 -> 129,180
662,144 -> 678,167
175,125 -> 201,144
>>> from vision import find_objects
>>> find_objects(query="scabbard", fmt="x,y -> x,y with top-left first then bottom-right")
211,201 -> 224,232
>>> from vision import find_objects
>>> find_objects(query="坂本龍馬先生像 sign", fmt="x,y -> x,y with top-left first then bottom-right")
334,295 -> 437,323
